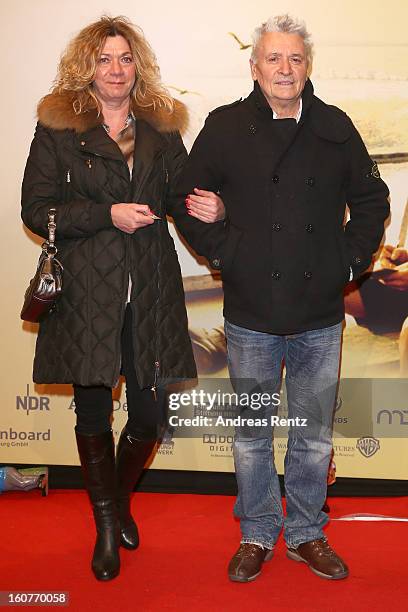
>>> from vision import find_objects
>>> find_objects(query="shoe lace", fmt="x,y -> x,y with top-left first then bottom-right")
237,544 -> 264,558
311,539 -> 336,558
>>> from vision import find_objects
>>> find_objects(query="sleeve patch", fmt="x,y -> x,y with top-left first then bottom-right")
366,161 -> 381,179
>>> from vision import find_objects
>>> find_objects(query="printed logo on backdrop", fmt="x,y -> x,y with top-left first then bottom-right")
356,437 -> 380,458
376,410 -> 408,426
0,427 -> 51,448
68,398 -> 129,412
16,384 -> 50,414
332,443 -> 356,458
201,434 -> 289,458
157,427 -> 175,456
202,433 -> 234,458
274,439 -> 288,456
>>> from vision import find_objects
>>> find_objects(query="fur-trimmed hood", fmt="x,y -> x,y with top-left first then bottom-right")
37,91 -> 189,135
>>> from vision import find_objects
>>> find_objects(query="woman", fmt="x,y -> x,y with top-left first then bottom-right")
21,16 -> 224,581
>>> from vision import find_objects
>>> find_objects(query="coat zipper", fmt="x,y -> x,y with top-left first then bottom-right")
132,150 -> 165,397
112,159 -> 132,387
112,150 -> 165,390
151,361 -> 159,400
151,158 -> 168,399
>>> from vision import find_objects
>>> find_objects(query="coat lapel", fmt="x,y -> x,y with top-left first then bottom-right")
131,119 -> 166,201
74,119 -> 167,202
244,83 -> 296,179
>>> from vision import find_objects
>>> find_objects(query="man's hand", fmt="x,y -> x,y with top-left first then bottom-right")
185,188 -> 225,223
111,203 -> 155,234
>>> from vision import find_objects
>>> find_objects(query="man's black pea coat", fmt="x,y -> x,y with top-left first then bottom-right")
172,80 -> 390,335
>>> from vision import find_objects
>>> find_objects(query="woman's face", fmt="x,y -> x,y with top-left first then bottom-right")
93,35 -> 136,106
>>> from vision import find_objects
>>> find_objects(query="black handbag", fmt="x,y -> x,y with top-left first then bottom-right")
21,208 -> 63,322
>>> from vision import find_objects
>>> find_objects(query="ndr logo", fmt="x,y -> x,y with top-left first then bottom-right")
16,384 -> 50,414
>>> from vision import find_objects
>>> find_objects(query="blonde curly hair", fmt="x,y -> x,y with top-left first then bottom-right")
54,15 -> 173,115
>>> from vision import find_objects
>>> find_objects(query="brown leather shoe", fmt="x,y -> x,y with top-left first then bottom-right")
287,539 -> 349,580
228,543 -> 274,582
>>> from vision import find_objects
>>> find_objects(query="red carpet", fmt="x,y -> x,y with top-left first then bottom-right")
1,492 -> 407,611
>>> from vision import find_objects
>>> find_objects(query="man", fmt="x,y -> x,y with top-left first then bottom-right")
172,14 -> 389,581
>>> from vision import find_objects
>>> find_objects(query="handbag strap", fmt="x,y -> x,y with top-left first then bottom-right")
43,208 -> 57,256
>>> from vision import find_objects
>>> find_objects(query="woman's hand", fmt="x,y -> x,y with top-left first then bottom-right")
379,245 -> 408,268
111,203 -> 156,233
379,262 -> 408,291
185,188 -> 225,223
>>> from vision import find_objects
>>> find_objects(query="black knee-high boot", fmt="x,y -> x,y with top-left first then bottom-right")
75,429 -> 120,580
116,429 -> 156,550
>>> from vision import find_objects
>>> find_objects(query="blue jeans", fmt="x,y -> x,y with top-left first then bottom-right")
224,319 -> 342,549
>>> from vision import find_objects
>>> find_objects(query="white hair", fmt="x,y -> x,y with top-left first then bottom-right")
251,14 -> 313,65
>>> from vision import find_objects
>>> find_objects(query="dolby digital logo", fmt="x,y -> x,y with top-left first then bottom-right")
202,434 -> 234,456
16,384 -> 50,414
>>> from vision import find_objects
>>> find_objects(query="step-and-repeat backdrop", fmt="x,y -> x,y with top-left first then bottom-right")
2,0 -> 407,478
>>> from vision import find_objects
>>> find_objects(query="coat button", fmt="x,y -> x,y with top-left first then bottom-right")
306,177 -> 315,186
80,141 -> 86,146
212,258 -> 221,269
272,223 -> 282,231
249,124 -> 257,134
304,271 -> 312,279
272,270 -> 281,280
306,223 -> 314,233
272,175 -> 280,183
352,256 -> 362,265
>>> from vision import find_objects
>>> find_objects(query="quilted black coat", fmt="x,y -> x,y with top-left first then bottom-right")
21,92 -> 197,388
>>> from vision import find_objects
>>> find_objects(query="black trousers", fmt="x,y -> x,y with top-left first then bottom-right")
74,305 -> 166,439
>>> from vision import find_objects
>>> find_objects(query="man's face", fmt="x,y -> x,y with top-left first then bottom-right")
250,32 -> 308,109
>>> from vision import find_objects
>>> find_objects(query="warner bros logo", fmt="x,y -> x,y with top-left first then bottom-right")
356,437 -> 380,458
